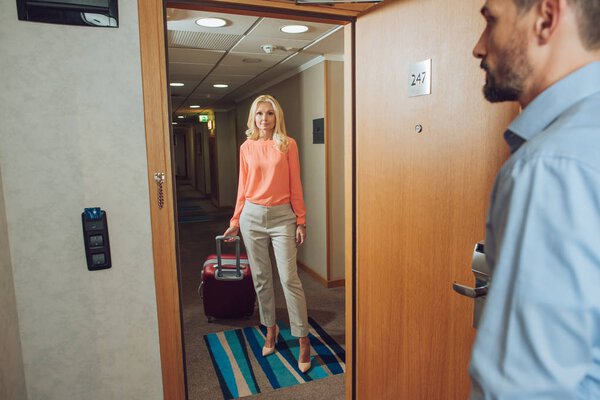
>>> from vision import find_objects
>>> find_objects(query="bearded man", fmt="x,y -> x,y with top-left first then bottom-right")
470,0 -> 600,398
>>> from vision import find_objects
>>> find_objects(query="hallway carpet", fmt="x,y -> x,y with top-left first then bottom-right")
176,181 -> 232,223
176,184 -> 345,400
204,318 -> 346,399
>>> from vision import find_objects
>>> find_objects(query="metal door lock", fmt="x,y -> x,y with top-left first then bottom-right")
453,241 -> 489,327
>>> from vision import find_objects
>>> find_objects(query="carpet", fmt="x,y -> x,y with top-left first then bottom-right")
204,317 -> 345,399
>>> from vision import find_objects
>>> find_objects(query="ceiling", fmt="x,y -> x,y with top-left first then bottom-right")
166,7 -> 345,118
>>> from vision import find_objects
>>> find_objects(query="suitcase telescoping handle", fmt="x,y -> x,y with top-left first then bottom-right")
215,235 -> 243,281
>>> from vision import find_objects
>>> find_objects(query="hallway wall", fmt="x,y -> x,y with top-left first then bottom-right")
0,2 -> 163,399
326,60 -> 346,282
216,110 -> 238,207
0,164 -> 27,400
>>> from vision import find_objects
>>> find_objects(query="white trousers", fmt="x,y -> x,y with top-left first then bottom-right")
239,201 -> 309,337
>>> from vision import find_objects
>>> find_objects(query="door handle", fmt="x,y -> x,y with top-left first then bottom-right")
453,240 -> 489,328
452,240 -> 489,298
452,281 -> 488,298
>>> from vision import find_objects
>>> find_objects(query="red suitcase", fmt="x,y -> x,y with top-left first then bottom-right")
199,235 -> 256,322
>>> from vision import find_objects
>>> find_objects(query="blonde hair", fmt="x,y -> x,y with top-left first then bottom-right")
245,94 -> 290,152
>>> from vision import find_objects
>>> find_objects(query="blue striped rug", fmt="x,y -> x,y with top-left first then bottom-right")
204,317 -> 345,399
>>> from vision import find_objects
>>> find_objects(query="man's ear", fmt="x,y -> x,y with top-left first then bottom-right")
534,0 -> 562,44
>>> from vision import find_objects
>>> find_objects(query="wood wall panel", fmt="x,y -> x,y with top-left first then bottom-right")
354,0 -> 518,398
138,1 -> 186,399
344,22 -> 355,400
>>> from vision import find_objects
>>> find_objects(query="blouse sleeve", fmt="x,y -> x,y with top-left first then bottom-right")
288,139 -> 306,225
230,146 -> 248,227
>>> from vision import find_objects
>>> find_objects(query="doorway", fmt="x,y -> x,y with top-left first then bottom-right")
164,4 -> 352,399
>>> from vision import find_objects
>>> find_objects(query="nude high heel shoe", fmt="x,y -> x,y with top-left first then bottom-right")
262,325 -> 279,357
298,337 -> 311,373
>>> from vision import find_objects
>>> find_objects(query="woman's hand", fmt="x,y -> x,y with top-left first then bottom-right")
296,225 -> 306,247
223,226 -> 239,242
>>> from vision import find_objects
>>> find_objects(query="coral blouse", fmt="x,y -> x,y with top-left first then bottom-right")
230,137 -> 306,227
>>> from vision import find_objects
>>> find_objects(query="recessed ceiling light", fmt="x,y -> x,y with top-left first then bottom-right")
190,105 -> 200,108
177,116 -> 184,119
213,84 -> 229,88
170,82 -> 184,87
242,58 -> 262,63
195,18 -> 226,28
281,25 -> 308,34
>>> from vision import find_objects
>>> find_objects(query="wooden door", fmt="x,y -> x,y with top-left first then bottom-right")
354,1 -> 518,398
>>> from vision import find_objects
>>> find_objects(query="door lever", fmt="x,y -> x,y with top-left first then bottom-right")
452,281 -> 488,298
452,240 -> 489,298
453,240 -> 489,328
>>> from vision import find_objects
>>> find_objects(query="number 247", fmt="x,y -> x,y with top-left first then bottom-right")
411,72 -> 426,86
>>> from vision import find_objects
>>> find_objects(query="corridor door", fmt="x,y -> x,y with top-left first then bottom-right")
354,1 -> 518,398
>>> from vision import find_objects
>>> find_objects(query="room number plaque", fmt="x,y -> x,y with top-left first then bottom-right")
408,59 -> 431,97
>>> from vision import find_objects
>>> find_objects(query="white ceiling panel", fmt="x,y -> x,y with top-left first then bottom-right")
168,48 -> 224,64
207,74 -> 254,85
190,84 -> 242,101
166,9 -> 259,35
278,52 -> 322,69
168,30 -> 241,51
221,52 -> 282,67
168,80 -> 200,98
232,36 -> 311,54
168,63 -> 213,77
166,7 -> 344,111
180,93 -> 217,105
212,63 -> 267,76
248,18 -> 336,41
302,27 -> 344,57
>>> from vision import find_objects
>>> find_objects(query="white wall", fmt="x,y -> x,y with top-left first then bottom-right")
185,126 -> 196,186
193,124 -> 207,193
0,165 -> 28,400
326,61 -> 346,281
236,63 -> 328,278
203,125 -> 212,194
215,110 -> 238,208
0,2 -> 163,399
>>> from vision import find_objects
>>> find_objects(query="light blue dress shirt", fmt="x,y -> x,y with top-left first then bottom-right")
470,61 -> 600,400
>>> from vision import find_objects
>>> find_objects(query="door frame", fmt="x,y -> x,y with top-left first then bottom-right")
137,1 -> 357,399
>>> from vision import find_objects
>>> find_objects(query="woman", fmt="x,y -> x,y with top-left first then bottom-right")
223,94 -> 311,373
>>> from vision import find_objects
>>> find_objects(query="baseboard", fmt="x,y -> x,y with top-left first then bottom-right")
297,261 -> 345,289
327,279 -> 345,288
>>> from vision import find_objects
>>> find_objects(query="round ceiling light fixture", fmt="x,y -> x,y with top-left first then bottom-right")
195,18 -> 227,28
189,105 -> 200,109
281,24 -> 308,34
177,116 -> 184,119
170,82 -> 184,87
213,84 -> 229,88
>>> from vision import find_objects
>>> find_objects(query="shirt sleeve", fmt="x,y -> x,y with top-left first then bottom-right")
229,146 -> 248,228
288,139 -> 306,225
469,156 -> 600,399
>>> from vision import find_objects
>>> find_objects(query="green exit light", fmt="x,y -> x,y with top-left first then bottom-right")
199,115 -> 209,122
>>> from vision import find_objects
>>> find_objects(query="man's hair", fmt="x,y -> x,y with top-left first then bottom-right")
514,0 -> 600,49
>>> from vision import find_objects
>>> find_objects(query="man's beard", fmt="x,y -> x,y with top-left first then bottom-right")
481,35 -> 531,103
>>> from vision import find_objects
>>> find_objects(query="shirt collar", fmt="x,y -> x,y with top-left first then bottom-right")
505,61 -> 600,151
